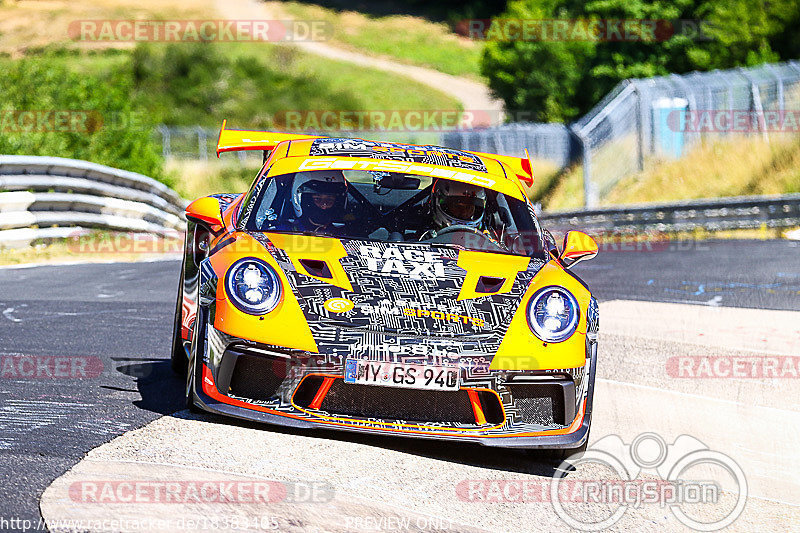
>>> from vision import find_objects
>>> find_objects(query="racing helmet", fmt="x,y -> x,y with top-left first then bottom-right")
291,171 -> 347,225
431,179 -> 487,230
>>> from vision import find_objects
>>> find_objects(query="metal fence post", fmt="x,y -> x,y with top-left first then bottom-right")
158,125 -> 171,159
764,63 -> 785,113
197,127 -> 208,160
633,83 -> 644,172
739,68 -> 768,143
571,127 -> 596,208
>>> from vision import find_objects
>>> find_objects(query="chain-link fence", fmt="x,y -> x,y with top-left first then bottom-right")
442,123 -> 577,168
442,60 -> 800,207
155,60 -> 800,207
156,126 -> 252,161
574,60 -> 800,206
155,126 -> 444,161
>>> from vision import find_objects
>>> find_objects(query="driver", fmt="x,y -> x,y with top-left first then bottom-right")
431,179 -> 487,232
291,172 -> 348,233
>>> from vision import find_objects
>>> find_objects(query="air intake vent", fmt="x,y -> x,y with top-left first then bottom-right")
506,382 -> 575,426
298,259 -> 332,279
476,276 -> 505,293
228,353 -> 287,401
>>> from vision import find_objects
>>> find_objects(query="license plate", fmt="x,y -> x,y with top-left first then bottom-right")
344,359 -> 460,391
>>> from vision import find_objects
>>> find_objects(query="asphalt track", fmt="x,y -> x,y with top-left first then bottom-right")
0,239 -> 798,531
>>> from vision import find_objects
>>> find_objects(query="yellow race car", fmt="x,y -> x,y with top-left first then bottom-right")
171,121 -> 599,458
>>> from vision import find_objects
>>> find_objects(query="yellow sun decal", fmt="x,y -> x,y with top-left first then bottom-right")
323,297 -> 355,313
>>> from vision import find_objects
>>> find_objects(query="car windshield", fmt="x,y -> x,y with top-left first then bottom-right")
241,169 -> 544,256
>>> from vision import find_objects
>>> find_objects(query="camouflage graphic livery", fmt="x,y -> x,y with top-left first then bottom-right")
309,138 -> 488,172
171,122 -> 600,454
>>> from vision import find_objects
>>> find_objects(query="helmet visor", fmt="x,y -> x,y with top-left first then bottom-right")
439,196 -> 485,222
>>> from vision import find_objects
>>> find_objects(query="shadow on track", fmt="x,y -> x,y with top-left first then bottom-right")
159,407 -> 562,477
111,357 -> 184,415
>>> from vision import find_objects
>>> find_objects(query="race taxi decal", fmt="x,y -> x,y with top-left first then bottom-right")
309,138 -> 487,172
358,245 -> 445,279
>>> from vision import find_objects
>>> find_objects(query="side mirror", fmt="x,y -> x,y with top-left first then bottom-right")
185,197 -> 223,228
559,231 -> 598,268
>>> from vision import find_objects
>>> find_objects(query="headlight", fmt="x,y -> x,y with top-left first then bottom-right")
526,287 -> 580,342
225,258 -> 282,315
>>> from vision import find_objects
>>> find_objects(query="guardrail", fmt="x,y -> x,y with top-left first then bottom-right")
2,155 -> 797,249
540,194 -> 800,234
0,155 -> 186,248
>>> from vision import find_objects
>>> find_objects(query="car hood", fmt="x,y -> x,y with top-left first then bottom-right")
254,233 -> 547,348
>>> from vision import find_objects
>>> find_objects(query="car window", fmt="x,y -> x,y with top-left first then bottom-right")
243,170 -> 544,256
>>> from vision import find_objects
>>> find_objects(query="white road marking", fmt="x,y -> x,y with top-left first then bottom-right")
2,307 -> 21,323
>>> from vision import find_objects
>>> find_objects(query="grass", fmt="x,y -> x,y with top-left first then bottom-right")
166,158 -> 263,199
272,1 -> 483,79
603,135 -> 800,204
1,0 -> 464,132
541,135 -> 800,210
538,165 -> 585,210
9,43 -> 461,129
522,159 -> 562,203
280,45 -> 461,111
0,0 -> 214,56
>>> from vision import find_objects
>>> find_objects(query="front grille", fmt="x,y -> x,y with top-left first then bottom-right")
295,378 -> 506,425
321,381 -> 476,423
227,353 -> 287,401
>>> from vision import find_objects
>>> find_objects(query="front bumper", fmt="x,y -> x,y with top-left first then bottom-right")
188,307 -> 597,449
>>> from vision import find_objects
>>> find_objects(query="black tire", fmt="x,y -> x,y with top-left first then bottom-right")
170,262 -> 188,375
184,305 -> 204,414
185,359 -> 202,413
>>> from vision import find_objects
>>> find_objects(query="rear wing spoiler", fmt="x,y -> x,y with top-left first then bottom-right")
215,120 -> 535,186
215,120 -> 322,157
465,149 -> 535,187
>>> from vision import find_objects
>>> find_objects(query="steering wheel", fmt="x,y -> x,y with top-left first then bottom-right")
419,224 -> 484,242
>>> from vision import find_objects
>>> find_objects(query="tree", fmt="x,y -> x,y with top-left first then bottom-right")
481,0 -> 800,122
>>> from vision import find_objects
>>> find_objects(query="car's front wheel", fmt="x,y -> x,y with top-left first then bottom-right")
184,304 -> 204,414
170,261 -> 188,375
